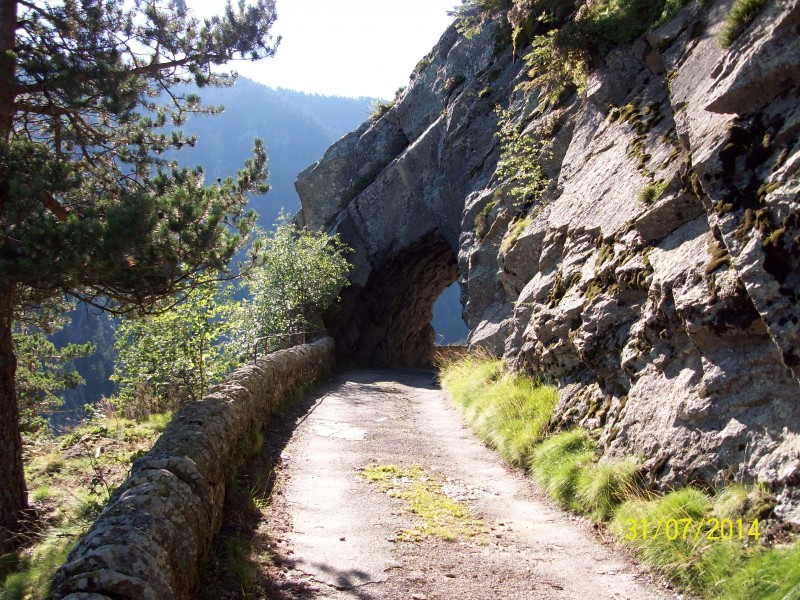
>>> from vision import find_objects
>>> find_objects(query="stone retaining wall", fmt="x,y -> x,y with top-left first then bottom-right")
48,338 -> 335,600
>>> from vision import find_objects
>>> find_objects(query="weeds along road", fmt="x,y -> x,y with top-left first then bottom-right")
210,369 -> 676,600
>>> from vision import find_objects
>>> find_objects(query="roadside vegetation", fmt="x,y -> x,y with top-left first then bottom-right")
439,353 -> 800,599
2,214 -> 349,597
361,464 -> 486,542
0,412 -> 170,599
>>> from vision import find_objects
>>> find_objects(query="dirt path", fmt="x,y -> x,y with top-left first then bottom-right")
248,368 -> 676,599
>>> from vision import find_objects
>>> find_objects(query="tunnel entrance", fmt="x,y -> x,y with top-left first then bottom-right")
325,232 -> 459,367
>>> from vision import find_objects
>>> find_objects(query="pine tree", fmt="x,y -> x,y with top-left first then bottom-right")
0,0 -> 278,551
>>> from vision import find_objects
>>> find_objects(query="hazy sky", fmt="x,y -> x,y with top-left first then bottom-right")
187,0 -> 457,99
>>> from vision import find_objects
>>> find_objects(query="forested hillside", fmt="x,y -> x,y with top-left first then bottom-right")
49,80 -> 376,425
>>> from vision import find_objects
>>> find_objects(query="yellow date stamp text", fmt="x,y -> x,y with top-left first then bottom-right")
624,517 -> 759,542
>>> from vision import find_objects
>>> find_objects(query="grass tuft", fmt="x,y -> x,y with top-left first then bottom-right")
717,543 -> 800,600
638,179 -> 668,205
440,354 -> 558,466
576,457 -> 641,522
720,0 -> 769,48
530,429 -> 595,509
0,526 -> 81,600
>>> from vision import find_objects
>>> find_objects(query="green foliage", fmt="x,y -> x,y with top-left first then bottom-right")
501,216 -> 533,254
2,0 -> 279,308
495,108 -> 550,205
720,0 -> 769,48
368,87 -> 405,122
243,213 -> 351,350
520,30 -> 587,111
112,283 -> 243,417
110,213 -> 349,419
638,179 -> 668,205
13,321 -> 93,431
440,353 -> 559,466
515,0 -> 691,102
449,0 -> 509,38
557,0 -> 693,53
474,199 -> 498,238
575,457 -> 640,521
530,429 -> 595,509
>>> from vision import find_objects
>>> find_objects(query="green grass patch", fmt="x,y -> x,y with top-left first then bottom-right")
530,429 -> 596,510
720,0 -> 769,48
638,179 -> 668,205
360,464 -> 485,542
220,537 -> 259,598
0,524 -> 83,600
610,487 -> 798,598
5,412 -> 171,596
439,355 -> 798,598
501,217 -> 533,254
716,542 -> 800,599
576,457 -> 641,522
441,355 -> 558,466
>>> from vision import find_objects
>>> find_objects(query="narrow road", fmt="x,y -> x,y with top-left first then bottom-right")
255,369 -> 673,599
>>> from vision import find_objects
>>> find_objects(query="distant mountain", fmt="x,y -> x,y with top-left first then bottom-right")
51,78 -> 466,423
173,79 -> 376,228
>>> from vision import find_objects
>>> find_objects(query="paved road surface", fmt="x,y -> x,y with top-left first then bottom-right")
256,369 -> 674,600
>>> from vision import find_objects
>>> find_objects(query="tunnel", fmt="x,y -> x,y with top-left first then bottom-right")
324,231 -> 459,367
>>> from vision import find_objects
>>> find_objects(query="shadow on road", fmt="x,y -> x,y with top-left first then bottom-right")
198,368 -> 439,599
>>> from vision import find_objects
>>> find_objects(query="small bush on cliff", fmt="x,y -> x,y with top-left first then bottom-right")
514,0 -> 692,106
496,108 -> 550,205
720,0 -> 769,48
519,29 -> 587,111
449,0 -> 510,38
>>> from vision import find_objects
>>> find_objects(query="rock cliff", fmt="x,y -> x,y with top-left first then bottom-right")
295,0 -> 800,521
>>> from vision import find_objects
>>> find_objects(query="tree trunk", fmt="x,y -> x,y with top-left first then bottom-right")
0,0 -> 16,138
0,288 -> 26,553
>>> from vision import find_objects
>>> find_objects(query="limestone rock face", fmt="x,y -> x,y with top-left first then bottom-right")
296,0 -> 799,520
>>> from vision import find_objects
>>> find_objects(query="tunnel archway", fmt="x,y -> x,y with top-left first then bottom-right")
325,232 -> 458,367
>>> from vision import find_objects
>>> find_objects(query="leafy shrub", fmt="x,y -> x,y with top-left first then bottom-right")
112,282 -> 242,414
557,0 -> 693,53
112,213 -> 350,419
520,30 -> 587,111
449,0 -> 509,38
495,107 -> 550,204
